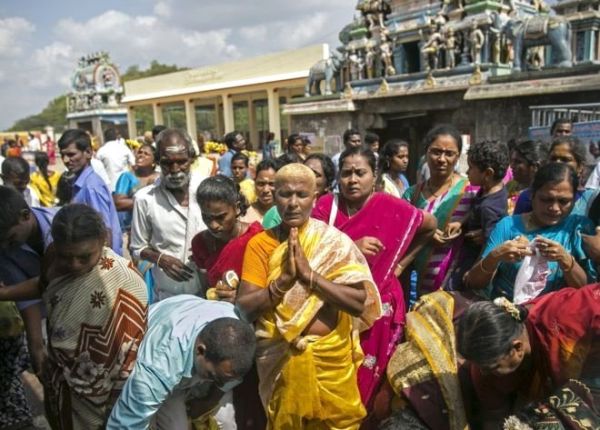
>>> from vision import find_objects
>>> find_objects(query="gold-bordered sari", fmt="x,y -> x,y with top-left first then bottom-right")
248,218 -> 382,429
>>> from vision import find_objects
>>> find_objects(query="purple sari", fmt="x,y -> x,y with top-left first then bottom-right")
312,192 -> 423,409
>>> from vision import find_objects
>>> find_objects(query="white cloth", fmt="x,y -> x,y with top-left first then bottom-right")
586,161 -> 600,189
24,186 -> 40,208
153,388 -> 236,430
130,171 -> 206,299
90,157 -> 111,186
96,139 -> 135,191
27,137 -> 41,152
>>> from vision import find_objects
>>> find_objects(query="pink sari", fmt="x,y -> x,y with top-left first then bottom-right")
312,192 -> 423,409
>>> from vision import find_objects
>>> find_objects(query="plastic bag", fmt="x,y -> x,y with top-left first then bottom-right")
513,242 -> 550,304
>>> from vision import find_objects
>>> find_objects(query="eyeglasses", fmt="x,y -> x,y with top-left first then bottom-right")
427,147 -> 459,159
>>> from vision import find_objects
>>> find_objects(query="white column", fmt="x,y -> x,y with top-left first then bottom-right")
214,98 -> 222,138
127,106 -> 137,139
267,88 -> 281,142
222,94 -> 234,133
184,99 -> 197,140
152,102 -> 163,125
248,95 -> 257,146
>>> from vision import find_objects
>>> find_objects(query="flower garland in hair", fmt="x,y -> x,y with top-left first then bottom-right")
493,297 -> 521,321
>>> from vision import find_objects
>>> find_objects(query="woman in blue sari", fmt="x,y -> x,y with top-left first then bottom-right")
466,162 -> 596,300
113,143 -> 159,300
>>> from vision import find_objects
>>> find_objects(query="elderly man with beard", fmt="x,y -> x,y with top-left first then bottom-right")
58,129 -> 122,254
130,129 -> 207,302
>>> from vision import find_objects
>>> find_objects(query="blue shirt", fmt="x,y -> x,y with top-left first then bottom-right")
107,296 -> 239,429
218,149 -> 236,177
0,207 -> 56,311
481,213 -> 597,300
113,171 -> 140,231
72,165 -> 123,255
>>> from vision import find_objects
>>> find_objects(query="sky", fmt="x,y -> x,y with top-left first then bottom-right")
0,0 -> 356,130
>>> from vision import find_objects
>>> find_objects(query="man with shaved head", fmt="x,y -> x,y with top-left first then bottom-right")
237,163 -> 382,429
130,128 -> 207,301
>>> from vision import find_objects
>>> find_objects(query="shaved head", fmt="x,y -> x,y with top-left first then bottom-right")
275,163 -> 316,191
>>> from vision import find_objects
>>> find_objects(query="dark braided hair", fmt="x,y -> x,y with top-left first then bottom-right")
34,151 -> 52,191
196,175 -> 249,217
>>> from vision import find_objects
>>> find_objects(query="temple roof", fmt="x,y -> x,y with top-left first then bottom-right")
122,44 -> 328,103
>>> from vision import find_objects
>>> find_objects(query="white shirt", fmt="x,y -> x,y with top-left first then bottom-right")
96,139 -> 135,191
28,137 -> 41,152
586,161 -> 600,189
24,186 -> 40,207
91,157 -> 111,186
130,172 -> 207,300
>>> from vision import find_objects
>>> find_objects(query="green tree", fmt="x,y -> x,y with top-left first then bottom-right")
6,60 -> 189,132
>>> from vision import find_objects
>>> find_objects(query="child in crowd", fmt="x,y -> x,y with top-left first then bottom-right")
1,156 -> 40,207
231,152 -> 256,204
451,139 -> 509,288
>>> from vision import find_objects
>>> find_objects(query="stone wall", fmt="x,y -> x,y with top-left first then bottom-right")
289,88 -> 600,180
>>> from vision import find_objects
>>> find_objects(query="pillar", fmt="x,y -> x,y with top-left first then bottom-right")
152,102 -> 163,125
248,95 -> 258,146
214,99 -> 222,137
222,94 -> 234,134
127,106 -> 137,139
184,99 -> 197,140
267,88 -> 281,142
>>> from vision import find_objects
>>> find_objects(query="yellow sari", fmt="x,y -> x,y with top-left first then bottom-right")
244,218 -> 382,429
387,291 -> 468,430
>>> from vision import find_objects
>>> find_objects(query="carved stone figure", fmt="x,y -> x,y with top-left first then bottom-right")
348,49 -> 365,81
468,22 -> 485,64
491,12 -> 572,72
421,25 -> 444,70
92,93 -> 103,109
305,51 -> 344,96
357,0 -> 391,30
379,35 -> 397,76
444,28 -> 458,69
365,44 -> 376,79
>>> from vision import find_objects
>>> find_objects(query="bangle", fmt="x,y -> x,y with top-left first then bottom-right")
271,279 -> 287,297
156,252 -> 164,267
480,258 -> 497,275
562,255 -> 575,273
396,263 -> 404,273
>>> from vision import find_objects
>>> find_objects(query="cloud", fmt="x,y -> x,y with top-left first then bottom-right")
0,0 -> 359,129
0,17 -> 35,57
153,1 -> 171,17
53,9 -> 240,69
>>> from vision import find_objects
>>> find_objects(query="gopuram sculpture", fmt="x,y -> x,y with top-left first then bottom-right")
67,51 -> 124,113
303,0 -> 576,97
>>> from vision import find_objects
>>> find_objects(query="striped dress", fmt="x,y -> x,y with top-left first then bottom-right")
403,177 -> 477,296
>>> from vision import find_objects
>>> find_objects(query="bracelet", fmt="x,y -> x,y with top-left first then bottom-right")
480,258 -> 497,275
156,252 -> 165,267
562,255 -> 576,273
271,279 -> 287,297
396,263 -> 404,273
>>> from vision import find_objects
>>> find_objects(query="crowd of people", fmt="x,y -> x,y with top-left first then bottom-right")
0,118 -> 598,430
